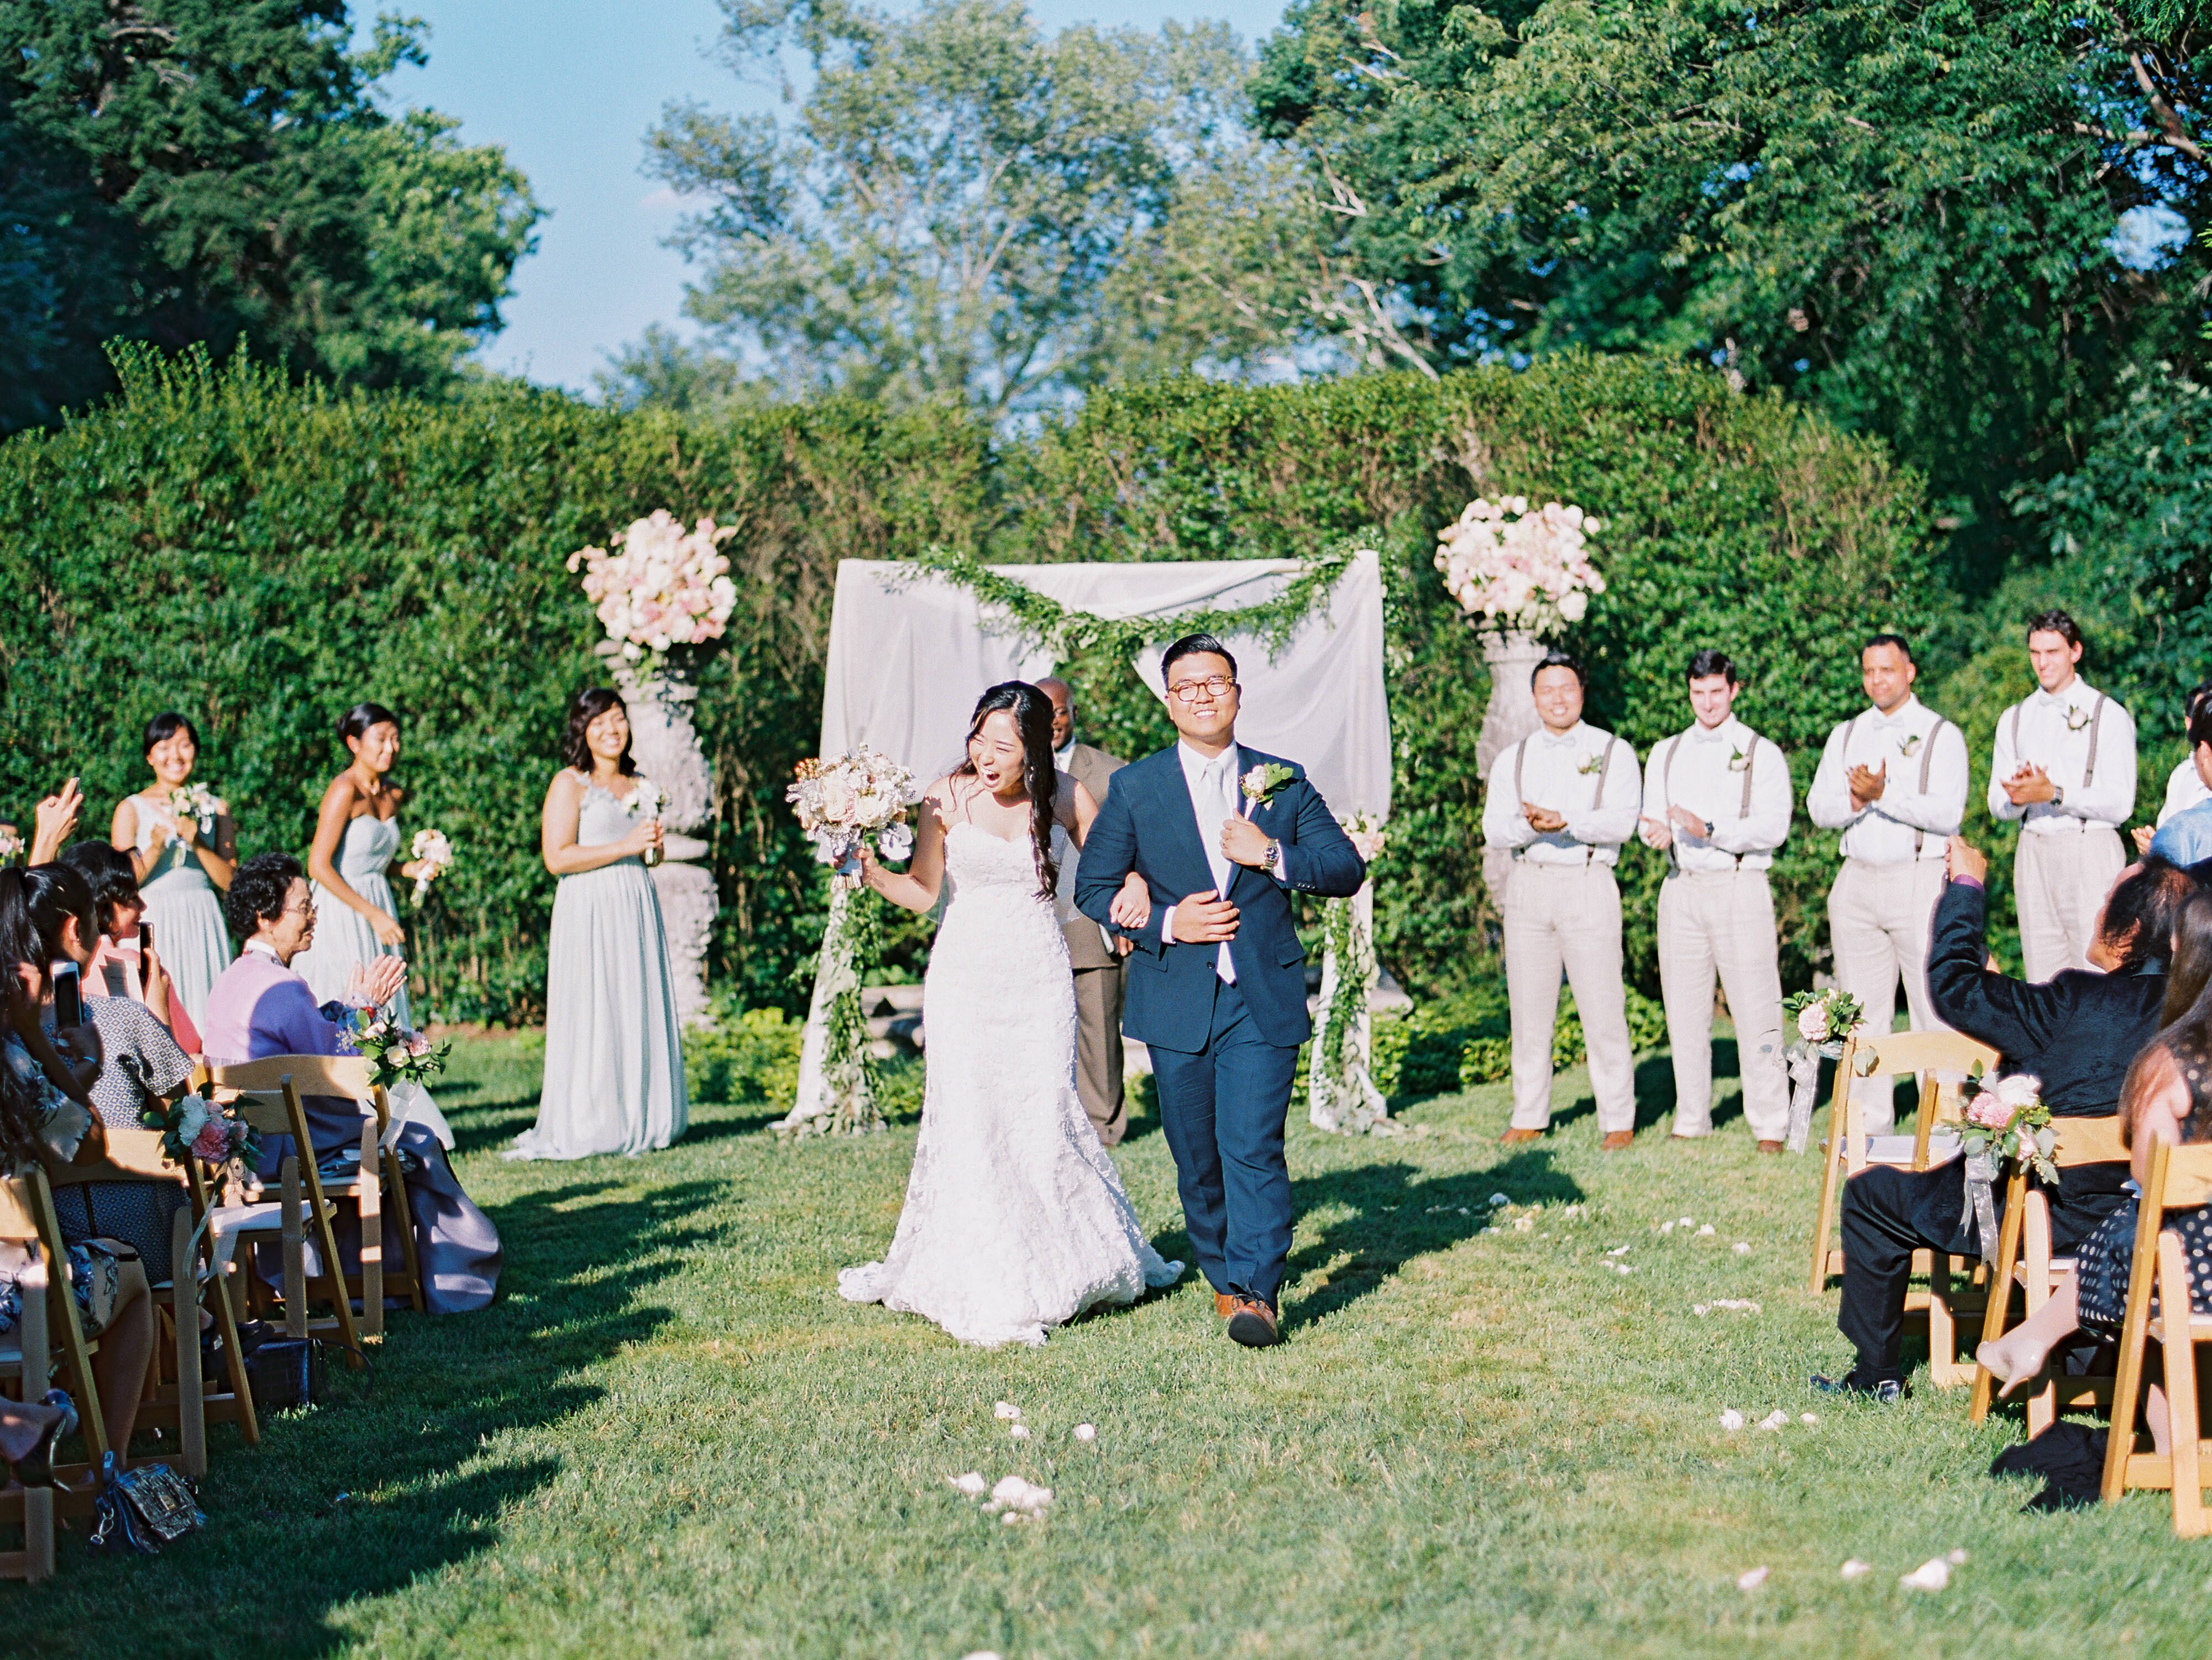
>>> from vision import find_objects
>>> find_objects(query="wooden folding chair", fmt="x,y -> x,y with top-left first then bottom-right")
1807,1029 -> 2001,1386
1969,1113 -> 2129,1432
0,1254 -> 57,1583
2100,1139 -> 2212,1533
211,1056 -> 425,1333
203,1069 -> 365,1363
43,1127 -> 260,1477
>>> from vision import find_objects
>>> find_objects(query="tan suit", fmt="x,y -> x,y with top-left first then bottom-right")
1060,742 -> 1129,1144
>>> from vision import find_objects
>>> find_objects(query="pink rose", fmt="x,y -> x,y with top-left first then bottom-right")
1965,1095 -> 2013,1130
191,1119 -> 235,1162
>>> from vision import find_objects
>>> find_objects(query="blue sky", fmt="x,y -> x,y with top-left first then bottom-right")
366,0 -> 1290,394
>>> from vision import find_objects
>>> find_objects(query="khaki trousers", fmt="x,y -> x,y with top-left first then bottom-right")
1827,858 -> 1948,1131
1073,963 -> 1128,1146
1503,864 -> 1636,1133
2015,828 -> 2125,983
1658,868 -> 1789,1142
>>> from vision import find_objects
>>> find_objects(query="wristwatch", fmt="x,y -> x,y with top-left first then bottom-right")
1702,818 -> 1715,839
1264,836 -> 1282,869
2052,786 -> 2066,809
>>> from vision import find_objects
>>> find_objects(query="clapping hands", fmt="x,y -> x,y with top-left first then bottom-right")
348,954 -> 410,1011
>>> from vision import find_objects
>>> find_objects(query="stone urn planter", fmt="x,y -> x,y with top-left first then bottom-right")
614,668 -> 719,1026
1475,628 -> 1547,902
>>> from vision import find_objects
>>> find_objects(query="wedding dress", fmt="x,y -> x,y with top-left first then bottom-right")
838,820 -> 1181,1347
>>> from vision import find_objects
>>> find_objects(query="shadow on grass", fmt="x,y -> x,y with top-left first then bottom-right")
1,1176 -> 721,1657
1283,1149 -> 1584,1328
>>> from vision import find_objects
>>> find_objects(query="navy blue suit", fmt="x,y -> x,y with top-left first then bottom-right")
1074,744 -> 1366,1306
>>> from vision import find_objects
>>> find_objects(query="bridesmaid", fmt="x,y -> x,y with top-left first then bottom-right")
509,688 -> 688,1160
109,712 -> 234,1028
292,703 -> 431,1027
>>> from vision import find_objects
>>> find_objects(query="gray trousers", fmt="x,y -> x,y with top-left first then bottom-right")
1658,868 -> 1789,1140
1073,963 -> 1128,1146
2015,827 -> 2125,983
1827,858 -> 1948,1131
1503,863 -> 1636,1133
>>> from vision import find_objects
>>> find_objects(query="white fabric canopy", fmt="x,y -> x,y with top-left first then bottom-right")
817,553 -> 1391,817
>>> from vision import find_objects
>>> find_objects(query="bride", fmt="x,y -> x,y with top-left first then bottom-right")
840,681 -> 1182,1347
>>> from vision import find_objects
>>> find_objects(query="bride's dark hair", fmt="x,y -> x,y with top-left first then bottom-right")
956,681 -> 1059,901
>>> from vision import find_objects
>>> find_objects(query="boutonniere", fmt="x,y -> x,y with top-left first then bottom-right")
1897,733 -> 1923,758
1239,762 -> 1296,816
1727,746 -> 1748,773
1575,751 -> 1605,776
2064,705 -> 2090,732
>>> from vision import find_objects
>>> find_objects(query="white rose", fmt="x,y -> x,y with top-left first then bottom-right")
1795,1004 -> 1830,1042
1558,590 -> 1589,622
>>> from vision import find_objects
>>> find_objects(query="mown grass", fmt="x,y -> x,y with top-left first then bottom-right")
6,1031 -> 2209,1658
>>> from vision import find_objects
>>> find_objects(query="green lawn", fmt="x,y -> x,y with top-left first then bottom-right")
6,1031 -> 2208,1657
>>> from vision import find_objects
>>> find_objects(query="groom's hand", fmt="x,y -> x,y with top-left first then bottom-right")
1170,890 -> 1239,943
1220,815 -> 1275,869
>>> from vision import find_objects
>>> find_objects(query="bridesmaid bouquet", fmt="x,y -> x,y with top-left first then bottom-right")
342,1009 -> 452,1091
169,782 -> 223,836
621,780 -> 669,867
788,747 -> 918,875
410,829 -> 453,903
145,1084 -> 260,1170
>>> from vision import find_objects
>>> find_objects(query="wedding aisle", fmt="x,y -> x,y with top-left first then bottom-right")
6,1030 -> 2197,1657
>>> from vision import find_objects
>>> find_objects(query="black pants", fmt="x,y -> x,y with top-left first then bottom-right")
1837,1160 -> 2131,1385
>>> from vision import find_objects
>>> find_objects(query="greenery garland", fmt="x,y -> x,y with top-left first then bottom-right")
777,880 -> 886,1138
1308,887 -> 1391,1134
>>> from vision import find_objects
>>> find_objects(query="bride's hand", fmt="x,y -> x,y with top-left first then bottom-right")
1108,871 -> 1150,929
853,845 -> 884,892
369,909 -> 407,948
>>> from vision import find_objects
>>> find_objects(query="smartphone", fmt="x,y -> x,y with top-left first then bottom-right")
51,959 -> 84,1028
137,920 -> 153,957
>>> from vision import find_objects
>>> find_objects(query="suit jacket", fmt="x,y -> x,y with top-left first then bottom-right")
1073,744 -> 1366,1052
1925,876 -> 2161,1244
1060,742 -> 1126,970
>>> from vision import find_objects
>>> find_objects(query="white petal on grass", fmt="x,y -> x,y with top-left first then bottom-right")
1488,1193 -> 1511,1207
1733,1242 -> 1753,1255
1693,1304 -> 1710,1316
947,1472 -> 988,1498
1679,1216 -> 1695,1227
1513,1216 -> 1535,1232
1660,1221 -> 1678,1234
993,1401 -> 1023,1422
986,1475 -> 1053,1518
1839,1558 -> 1873,1581
1719,1409 -> 1746,1432
1009,1425 -> 1030,1440
1757,1410 -> 1790,1432
1606,1245 -> 1631,1257
1801,1414 -> 1820,1425
1947,1548 -> 1968,1566
962,1652 -> 1005,1659
1615,1263 -> 1635,1275
1697,1224 -> 1716,1237
1899,1558 -> 1951,1591
1737,1566 -> 1769,1591
1072,1423 -> 1097,1442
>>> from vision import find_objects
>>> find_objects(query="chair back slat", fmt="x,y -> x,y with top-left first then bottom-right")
2152,1142 -> 2212,1211
0,1178 -> 38,1243
221,1091 -> 299,1138
1859,1029 -> 2000,1079
43,1126 -> 185,1187
212,1055 -> 374,1103
2052,1115 -> 2130,1167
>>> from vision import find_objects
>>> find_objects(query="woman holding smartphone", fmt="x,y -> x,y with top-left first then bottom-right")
109,713 -> 235,1028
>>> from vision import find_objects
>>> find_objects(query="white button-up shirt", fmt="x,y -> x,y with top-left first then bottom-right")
1481,722 -> 1642,867
1988,678 -> 2137,834
1806,696 -> 1967,864
1157,740 -> 1288,983
2160,756 -> 2211,827
1639,717 -> 1791,872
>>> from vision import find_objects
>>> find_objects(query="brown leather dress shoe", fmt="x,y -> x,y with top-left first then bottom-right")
1498,1126 -> 1545,1147
1600,1130 -> 1634,1151
1225,1296 -> 1280,1348
1215,1291 -> 1236,1320
1756,1139 -> 1785,1154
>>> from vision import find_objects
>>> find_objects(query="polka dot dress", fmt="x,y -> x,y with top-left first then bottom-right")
2077,1196 -> 2212,1334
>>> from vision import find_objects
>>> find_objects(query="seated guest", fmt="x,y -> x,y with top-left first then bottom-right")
1810,837 -> 2192,1401
2150,698 -> 2212,869
57,840 -> 200,1054
201,853 -> 501,1314
1980,889 -> 2212,1452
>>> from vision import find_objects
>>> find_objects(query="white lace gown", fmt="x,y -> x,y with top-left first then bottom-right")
838,822 -> 1181,1347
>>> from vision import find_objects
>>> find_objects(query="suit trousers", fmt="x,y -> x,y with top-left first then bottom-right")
1146,976 -> 1302,1306
1658,868 -> 1789,1141
1072,962 -> 1128,1146
2015,828 -> 2126,983
1503,863 -> 1636,1134
1838,1158 -> 2131,1384
1827,858 -> 1948,1131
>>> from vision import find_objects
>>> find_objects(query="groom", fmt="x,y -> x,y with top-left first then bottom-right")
1075,634 -> 1367,1347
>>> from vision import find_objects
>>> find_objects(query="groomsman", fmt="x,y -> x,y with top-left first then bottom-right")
1806,633 -> 1969,1131
1039,676 -> 1133,1146
1638,650 -> 1792,1150
1988,610 -> 2137,981
1481,650 -> 1642,1149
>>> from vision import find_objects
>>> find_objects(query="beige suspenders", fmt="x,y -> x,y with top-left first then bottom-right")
2009,692 -> 2108,797
1511,734 -> 1621,865
1662,731 -> 1761,870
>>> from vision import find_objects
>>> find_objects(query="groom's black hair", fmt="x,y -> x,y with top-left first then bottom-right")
1161,633 -> 1238,686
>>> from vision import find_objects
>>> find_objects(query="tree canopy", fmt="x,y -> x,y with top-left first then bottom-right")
0,2 -> 541,432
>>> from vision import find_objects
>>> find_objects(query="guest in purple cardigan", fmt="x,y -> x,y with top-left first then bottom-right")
201,853 -> 501,1313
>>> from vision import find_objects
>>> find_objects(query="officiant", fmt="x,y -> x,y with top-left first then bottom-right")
1040,676 -> 1134,1146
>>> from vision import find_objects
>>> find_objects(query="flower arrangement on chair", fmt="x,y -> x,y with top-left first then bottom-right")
145,1085 -> 259,1170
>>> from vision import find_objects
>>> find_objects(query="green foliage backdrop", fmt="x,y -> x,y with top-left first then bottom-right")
1,349 -> 1938,1020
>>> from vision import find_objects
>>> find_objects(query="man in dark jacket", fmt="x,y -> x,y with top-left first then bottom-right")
1811,837 -> 2192,1401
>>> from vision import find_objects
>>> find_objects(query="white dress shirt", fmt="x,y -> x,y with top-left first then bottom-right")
2160,756 -> 2211,827
1639,717 -> 1791,871
1481,722 -> 1642,867
1157,740 -> 1287,983
1988,677 -> 2136,834
1806,695 -> 1967,864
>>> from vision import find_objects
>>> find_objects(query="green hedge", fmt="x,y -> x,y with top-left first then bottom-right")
1,348 -> 1935,1020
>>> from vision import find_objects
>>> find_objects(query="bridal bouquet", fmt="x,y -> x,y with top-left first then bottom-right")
1435,496 -> 1606,630
1780,987 -> 1867,1153
410,829 -> 453,904
144,1084 -> 260,1170
567,510 -> 740,673
788,747 -> 918,875
340,1008 -> 452,1091
169,782 -> 223,836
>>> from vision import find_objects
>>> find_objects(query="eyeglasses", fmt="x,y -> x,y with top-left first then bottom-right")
1167,676 -> 1238,705
283,900 -> 317,920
